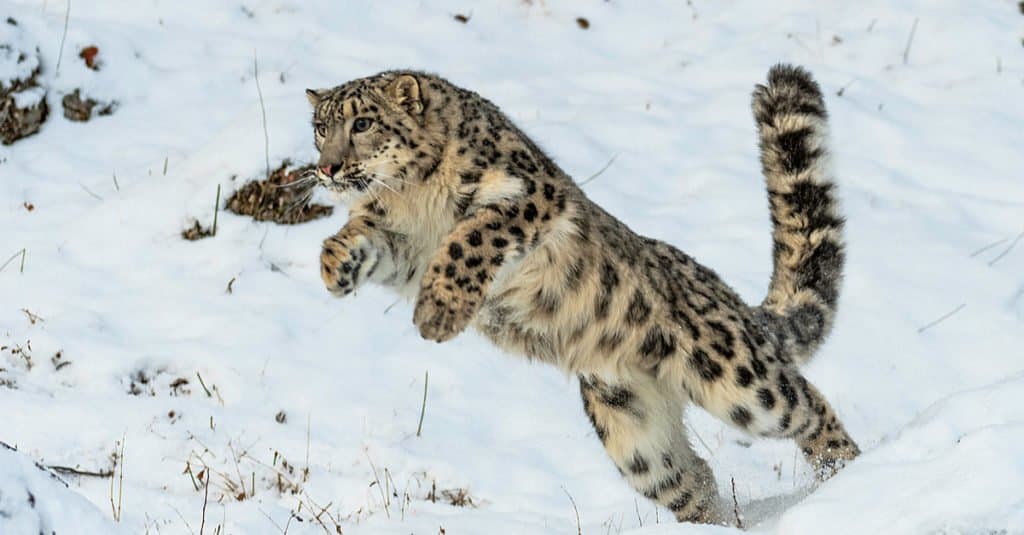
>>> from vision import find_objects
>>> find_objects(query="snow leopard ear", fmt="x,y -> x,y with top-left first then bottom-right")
387,75 -> 423,116
305,89 -> 322,107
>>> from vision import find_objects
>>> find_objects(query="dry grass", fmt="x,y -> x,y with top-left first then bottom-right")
427,482 -> 478,508
1,32 -> 49,145
181,220 -> 214,241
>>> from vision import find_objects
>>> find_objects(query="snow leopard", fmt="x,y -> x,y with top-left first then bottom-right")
306,64 -> 859,524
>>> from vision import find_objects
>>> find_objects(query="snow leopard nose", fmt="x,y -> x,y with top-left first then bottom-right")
319,164 -> 342,177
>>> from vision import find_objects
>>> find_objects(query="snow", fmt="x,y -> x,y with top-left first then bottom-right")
1,0 -> 1023,534
0,19 -> 40,88
10,85 -> 43,107
0,444 -> 126,534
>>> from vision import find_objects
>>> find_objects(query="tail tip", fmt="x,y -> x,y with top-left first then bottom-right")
753,64 -> 827,126
766,64 -> 823,97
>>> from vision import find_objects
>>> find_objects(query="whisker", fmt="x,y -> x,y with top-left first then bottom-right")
272,176 -> 316,189
368,177 -> 399,194
286,189 -> 314,215
368,172 -> 415,186
365,180 -> 384,205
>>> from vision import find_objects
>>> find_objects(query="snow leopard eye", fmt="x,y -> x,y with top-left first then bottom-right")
314,122 -> 327,137
352,117 -> 374,133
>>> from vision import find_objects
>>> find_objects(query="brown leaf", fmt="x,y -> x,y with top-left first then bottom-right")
576,17 -> 590,29
79,46 -> 99,70
453,13 -> 469,24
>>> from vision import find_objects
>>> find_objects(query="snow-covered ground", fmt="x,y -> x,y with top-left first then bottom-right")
2,1 -> 1023,533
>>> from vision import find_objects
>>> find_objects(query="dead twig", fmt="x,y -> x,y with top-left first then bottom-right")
54,0 -> 71,76
257,507 -> 285,534
212,184 -> 221,236
988,230 -> 1023,266
416,371 -> 429,437
196,372 -> 213,397
47,464 -> 113,478
731,477 -> 744,529
917,303 -> 965,333
0,248 -> 27,273
902,17 -> 919,65
21,308 -> 44,324
109,436 -> 125,522
171,505 -> 197,535
579,154 -> 618,186
561,486 -> 582,535
364,451 -> 390,519
200,468 -> 210,535
969,237 -> 1008,258
227,442 -> 248,499
80,183 -> 104,201
254,50 -> 271,179
304,413 -> 311,482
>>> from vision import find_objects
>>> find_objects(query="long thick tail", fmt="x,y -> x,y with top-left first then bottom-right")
752,64 -> 845,366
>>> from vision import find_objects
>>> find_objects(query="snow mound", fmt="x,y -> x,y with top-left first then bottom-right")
0,444 -> 125,535
774,375 -> 1024,534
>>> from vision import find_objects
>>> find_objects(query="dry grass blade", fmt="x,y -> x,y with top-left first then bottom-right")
969,237 -> 1008,258
731,477 -> 744,528
47,464 -> 113,478
364,451 -> 391,519
80,183 -> 103,200
902,17 -> 919,65
55,0 -> 72,76
0,248 -> 27,273
579,154 -> 618,186
561,486 -> 582,535
254,50 -> 270,180
200,469 -> 210,535
987,230 -> 1023,266
917,303 -> 966,333
416,370 -> 429,437
212,184 -> 221,236
109,436 -> 125,522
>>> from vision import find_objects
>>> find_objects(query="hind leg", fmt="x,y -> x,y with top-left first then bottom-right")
685,360 -> 859,479
578,374 -> 722,524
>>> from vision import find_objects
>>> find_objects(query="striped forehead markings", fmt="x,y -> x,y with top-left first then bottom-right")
343,98 -> 358,117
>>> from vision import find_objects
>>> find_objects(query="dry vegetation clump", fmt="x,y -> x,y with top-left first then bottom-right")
61,88 -> 116,122
181,220 -> 214,241
0,26 -> 48,145
226,160 -> 332,225
126,368 -> 163,396
427,482 -> 478,508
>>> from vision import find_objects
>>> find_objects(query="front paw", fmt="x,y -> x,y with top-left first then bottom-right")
413,283 -> 477,343
320,234 -> 377,298
811,439 -> 860,481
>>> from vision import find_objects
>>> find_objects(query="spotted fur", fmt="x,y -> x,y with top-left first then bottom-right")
307,65 -> 859,524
